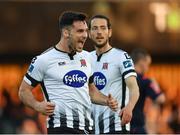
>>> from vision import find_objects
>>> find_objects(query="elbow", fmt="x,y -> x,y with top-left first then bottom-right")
136,86 -> 140,100
18,87 -> 23,102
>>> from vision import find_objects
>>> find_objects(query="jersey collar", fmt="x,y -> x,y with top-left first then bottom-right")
96,47 -> 113,62
54,46 -> 76,60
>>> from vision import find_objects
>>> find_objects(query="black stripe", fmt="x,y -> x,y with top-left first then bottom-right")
122,69 -> 136,78
97,54 -> 103,62
40,82 -> 49,101
68,53 -> 74,60
89,75 -> 94,84
121,74 -> 127,131
40,81 -> 54,128
60,112 -> 67,127
109,112 -> 115,133
96,48 -> 113,62
98,113 -> 104,133
25,73 -> 40,87
121,76 -> 126,109
72,108 -> 80,130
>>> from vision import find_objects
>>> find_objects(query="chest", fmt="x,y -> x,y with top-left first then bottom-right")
92,58 -> 121,81
45,56 -> 91,81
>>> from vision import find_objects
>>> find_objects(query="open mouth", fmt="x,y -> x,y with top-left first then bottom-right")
78,41 -> 84,44
96,36 -> 104,40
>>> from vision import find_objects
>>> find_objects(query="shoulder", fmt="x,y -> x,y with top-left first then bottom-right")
32,47 -> 55,65
81,50 -> 90,55
90,50 -> 96,55
80,50 -> 93,60
111,48 -> 131,60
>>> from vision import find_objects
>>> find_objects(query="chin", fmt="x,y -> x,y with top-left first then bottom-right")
95,44 -> 106,48
76,49 -> 83,52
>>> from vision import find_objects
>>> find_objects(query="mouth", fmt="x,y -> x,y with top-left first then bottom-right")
78,40 -> 85,45
96,37 -> 104,40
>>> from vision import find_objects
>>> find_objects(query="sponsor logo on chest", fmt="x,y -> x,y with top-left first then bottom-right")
63,70 -> 87,88
93,72 -> 107,90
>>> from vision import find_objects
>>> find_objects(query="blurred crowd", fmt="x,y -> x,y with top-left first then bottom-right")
0,87 -> 46,134
0,64 -> 180,134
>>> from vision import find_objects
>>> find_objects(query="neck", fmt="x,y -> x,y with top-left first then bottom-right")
135,65 -> 142,74
95,43 -> 112,55
56,39 -> 72,54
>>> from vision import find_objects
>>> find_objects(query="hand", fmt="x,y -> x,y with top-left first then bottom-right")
119,105 -> 132,125
35,101 -> 55,116
107,94 -> 118,111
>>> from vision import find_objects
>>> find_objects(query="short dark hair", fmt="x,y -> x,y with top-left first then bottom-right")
131,48 -> 150,64
88,14 -> 111,29
59,11 -> 87,31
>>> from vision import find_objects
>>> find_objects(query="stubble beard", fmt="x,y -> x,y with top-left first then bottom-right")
94,39 -> 108,49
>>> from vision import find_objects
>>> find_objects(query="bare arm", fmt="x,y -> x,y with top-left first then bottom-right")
89,83 -> 118,111
120,76 -> 139,125
19,80 -> 55,116
125,76 -> 139,111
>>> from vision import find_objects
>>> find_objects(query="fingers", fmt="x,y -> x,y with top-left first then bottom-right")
45,102 -> 55,115
119,109 -> 123,117
109,101 -> 118,111
120,109 -> 132,126
108,93 -> 112,99
107,94 -> 118,111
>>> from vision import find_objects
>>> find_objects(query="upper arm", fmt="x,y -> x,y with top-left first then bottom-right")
125,76 -> 139,90
24,56 -> 45,87
19,80 -> 34,91
119,52 -> 137,79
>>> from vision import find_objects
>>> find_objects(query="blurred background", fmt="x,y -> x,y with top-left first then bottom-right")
0,0 -> 180,134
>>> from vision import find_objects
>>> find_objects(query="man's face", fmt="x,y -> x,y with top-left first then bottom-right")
67,21 -> 88,52
89,18 -> 112,48
140,55 -> 152,74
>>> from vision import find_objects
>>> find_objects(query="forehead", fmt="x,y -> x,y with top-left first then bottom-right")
72,20 -> 88,29
91,18 -> 107,26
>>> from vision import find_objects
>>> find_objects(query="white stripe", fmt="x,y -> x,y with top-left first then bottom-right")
103,108 -> 110,133
23,76 -> 32,85
79,105 -> 85,130
66,107 -> 73,129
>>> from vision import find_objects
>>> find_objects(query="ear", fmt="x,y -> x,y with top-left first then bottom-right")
62,29 -> 70,38
108,28 -> 112,38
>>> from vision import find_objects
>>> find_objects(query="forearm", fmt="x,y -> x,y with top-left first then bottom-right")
127,87 -> 139,110
90,89 -> 108,105
19,82 -> 40,111
89,83 -> 108,105
125,76 -> 139,110
19,88 -> 39,110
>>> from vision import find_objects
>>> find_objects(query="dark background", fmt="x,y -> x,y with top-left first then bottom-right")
0,0 -> 180,63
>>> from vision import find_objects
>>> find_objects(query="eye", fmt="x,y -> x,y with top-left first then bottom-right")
92,27 -> 98,31
100,26 -> 107,30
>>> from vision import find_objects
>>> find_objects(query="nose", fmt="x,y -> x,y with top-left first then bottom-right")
96,28 -> 103,35
82,31 -> 88,39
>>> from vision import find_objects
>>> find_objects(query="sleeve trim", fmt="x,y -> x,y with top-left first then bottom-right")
122,69 -> 136,79
25,73 -> 40,87
89,75 -> 94,84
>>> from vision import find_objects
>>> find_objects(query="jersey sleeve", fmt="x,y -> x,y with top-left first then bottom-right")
23,56 -> 46,87
119,52 -> 137,79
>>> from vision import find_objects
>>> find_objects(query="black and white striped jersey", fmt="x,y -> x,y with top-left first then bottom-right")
90,48 -> 137,134
24,46 -> 93,131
